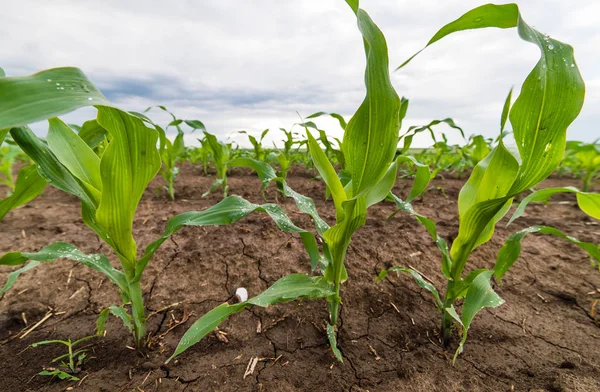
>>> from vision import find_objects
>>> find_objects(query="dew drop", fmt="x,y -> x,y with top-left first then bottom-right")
87,97 -> 93,101
55,82 -> 60,86
474,17 -> 483,23
46,79 -> 52,82
570,63 -> 575,68
547,44 -> 554,50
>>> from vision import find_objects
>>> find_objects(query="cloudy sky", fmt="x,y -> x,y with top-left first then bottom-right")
2,0 -> 599,148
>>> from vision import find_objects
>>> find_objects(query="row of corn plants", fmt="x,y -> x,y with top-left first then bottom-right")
0,1 -> 598,371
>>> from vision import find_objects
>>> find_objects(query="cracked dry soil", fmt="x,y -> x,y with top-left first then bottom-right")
1,164 -> 599,392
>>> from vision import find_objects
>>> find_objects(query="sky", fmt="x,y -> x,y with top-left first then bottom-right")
2,0 -> 599,148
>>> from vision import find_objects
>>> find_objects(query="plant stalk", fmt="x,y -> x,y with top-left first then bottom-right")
128,280 -> 146,347
441,280 -> 455,347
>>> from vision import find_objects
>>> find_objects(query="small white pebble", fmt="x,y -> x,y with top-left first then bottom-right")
235,287 -> 248,302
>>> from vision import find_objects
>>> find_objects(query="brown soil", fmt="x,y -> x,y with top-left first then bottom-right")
0,163 -> 599,392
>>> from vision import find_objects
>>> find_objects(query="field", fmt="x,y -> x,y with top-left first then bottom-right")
1,2 -> 600,391
1,164 -> 598,391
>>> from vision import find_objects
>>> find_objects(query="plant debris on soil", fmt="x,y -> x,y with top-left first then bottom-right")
1,164 -> 599,392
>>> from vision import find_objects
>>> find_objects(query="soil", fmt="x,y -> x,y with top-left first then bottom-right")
0,163 -> 599,392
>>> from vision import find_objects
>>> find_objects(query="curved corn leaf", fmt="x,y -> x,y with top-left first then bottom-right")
388,193 -> 452,279
184,120 -> 206,132
509,187 -> 600,224
446,270 -> 504,362
0,67 -> 109,129
365,160 -> 398,208
376,266 -> 442,311
450,140 -> 519,279
0,67 -> 5,77
138,196 -> 320,278
306,112 -> 347,130
306,130 -> 346,217
0,242 -> 128,297
47,118 -> 102,201
228,157 -> 277,195
396,156 -> 432,203
227,158 -> 329,236
494,226 -> 600,281
0,165 -> 47,222
10,126 -> 99,216
0,261 -> 40,297
500,88 -> 513,133
343,2 -> 401,197
167,274 -> 333,362
107,305 -> 134,334
398,4 -> 519,70
95,107 -> 161,269
78,119 -> 108,150
400,118 -> 464,154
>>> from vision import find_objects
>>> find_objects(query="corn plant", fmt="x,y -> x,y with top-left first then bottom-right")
32,335 -> 97,382
238,129 -> 269,161
202,131 -> 230,197
560,140 -> 600,191
157,0 -> 405,362
144,106 -> 206,199
380,3 -> 590,360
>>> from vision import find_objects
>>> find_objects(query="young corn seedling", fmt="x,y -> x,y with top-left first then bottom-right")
381,3 -> 591,361
157,0 -> 406,362
32,335 -> 97,382
144,106 -> 206,199
561,140 -> 600,191
238,129 -> 269,161
0,69 -> 195,347
202,131 -> 230,197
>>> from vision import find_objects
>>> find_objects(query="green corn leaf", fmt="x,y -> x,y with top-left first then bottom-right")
509,187 -> 600,224
448,270 -> 504,362
500,88 -> 513,133
306,112 -> 347,130
322,197 -> 366,283
343,4 -> 401,197
78,119 -> 108,150
0,165 -> 47,222
376,266 -> 442,311
494,226 -> 600,281
400,118 -> 465,154
184,120 -> 206,132
0,67 -> 5,77
96,308 -> 110,336
247,274 -> 334,307
365,160 -> 398,208
398,3 -> 584,195
327,323 -> 343,362
0,242 -> 128,296
228,157 -> 277,194
166,302 -> 247,362
138,196 -> 320,278
450,140 -> 519,279
10,126 -> 98,212
107,305 -> 134,334
0,128 -> 8,147
227,157 -> 329,237
397,4 -> 519,70
388,193 -> 452,279
47,118 -> 102,199
396,156 -> 432,203
167,274 -> 333,362
0,67 -> 109,129
306,130 -> 347,216
0,261 -> 40,297
39,369 -> 79,381
95,107 -> 161,268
